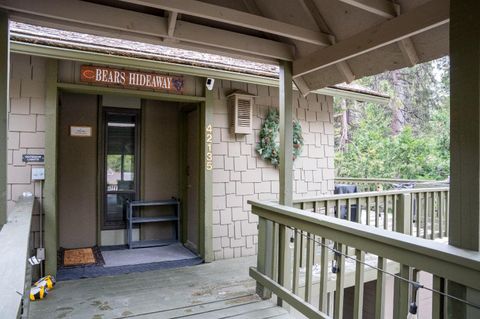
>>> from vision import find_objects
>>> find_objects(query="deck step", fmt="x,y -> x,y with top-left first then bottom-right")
134,296 -> 291,319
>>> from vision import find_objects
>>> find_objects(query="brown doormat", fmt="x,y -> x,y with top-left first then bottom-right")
63,248 -> 96,267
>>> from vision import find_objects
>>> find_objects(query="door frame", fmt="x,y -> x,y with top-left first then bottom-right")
45,73 -> 213,275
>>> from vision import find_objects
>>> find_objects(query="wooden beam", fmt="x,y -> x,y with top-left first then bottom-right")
293,76 -> 311,97
0,0 -> 294,61
167,11 -> 178,37
173,20 -> 293,60
393,5 -> 420,66
339,0 -> 420,66
293,0 -> 449,78
336,0 -> 396,18
118,0 -> 331,46
0,10 -> 8,228
397,37 -> 419,66
300,0 -> 355,83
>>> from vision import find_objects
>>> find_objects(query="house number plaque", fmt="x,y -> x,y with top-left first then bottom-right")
206,124 -> 213,171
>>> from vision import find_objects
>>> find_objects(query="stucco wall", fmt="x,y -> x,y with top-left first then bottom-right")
210,80 -> 335,260
7,53 -> 47,250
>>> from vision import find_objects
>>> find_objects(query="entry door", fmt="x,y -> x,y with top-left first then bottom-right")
102,108 -> 140,230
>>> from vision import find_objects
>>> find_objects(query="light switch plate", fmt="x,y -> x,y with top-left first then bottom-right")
36,248 -> 45,261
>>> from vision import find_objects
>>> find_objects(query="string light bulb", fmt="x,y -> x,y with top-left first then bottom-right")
407,283 -> 421,319
407,302 -> 417,319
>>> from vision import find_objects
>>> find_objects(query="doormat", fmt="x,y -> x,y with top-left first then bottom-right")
56,257 -> 203,281
63,248 -> 97,267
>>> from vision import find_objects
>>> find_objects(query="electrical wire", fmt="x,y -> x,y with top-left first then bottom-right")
286,226 -> 480,311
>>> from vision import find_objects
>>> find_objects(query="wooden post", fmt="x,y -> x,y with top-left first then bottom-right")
0,10 -> 8,228
277,60 -> 293,307
256,216 -> 273,299
200,86 -> 214,263
44,60 -> 58,275
396,193 -> 412,235
449,1 -> 480,318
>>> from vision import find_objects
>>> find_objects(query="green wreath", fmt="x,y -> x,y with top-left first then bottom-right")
256,109 -> 304,167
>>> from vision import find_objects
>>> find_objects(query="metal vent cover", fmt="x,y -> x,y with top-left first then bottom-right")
228,93 -> 253,134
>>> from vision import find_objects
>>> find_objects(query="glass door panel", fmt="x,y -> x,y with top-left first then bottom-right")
103,109 -> 139,229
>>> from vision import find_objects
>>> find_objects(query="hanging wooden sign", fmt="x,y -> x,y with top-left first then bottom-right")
80,65 -> 184,93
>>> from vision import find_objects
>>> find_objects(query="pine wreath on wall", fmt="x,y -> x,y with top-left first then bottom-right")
256,109 -> 304,167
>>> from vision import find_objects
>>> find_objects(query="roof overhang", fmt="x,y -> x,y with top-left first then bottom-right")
0,0 -> 449,96
10,39 -> 389,104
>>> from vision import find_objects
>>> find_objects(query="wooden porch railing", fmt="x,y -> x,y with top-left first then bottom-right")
249,199 -> 480,319
293,187 -> 450,240
0,195 -> 35,319
335,177 -> 447,192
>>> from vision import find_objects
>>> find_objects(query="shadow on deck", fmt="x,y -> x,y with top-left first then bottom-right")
30,256 -> 292,319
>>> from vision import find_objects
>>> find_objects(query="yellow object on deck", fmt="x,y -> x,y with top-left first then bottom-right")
34,275 -> 56,290
29,286 -> 48,301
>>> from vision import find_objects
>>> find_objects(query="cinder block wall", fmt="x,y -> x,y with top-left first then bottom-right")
7,53 -> 47,250
211,80 -> 335,260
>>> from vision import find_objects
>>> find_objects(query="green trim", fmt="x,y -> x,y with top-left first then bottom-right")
199,87 -> 213,262
44,59 -> 58,275
11,41 -> 278,87
0,11 -> 8,227
314,87 -> 390,105
57,82 -> 205,103
179,111 -> 188,244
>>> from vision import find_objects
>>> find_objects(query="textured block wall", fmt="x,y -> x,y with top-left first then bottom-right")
211,80 -> 335,260
7,54 -> 47,250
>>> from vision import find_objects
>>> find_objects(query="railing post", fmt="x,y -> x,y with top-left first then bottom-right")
394,194 -> 412,318
256,216 -> 273,299
396,193 -> 412,235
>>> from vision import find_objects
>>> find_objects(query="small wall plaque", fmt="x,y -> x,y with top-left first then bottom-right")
22,154 -> 44,163
70,126 -> 92,137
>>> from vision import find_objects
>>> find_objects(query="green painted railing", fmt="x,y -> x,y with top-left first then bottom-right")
335,177 -> 448,192
0,196 -> 35,319
294,187 -> 450,240
249,199 -> 480,319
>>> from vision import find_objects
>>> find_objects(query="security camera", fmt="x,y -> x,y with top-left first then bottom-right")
206,78 -> 215,91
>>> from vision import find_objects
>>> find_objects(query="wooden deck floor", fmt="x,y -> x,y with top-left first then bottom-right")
30,256 -> 292,319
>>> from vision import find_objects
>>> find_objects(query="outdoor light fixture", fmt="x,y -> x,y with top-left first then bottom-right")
206,78 -> 215,90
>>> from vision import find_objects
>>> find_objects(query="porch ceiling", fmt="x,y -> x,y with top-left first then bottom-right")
0,0 -> 449,94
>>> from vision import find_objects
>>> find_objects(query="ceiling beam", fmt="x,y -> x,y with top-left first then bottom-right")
300,0 -> 355,84
394,6 -> 419,66
336,0 -> 396,18
118,0 -> 331,46
167,11 -> 178,37
337,0 -> 420,66
0,0 -> 294,61
293,0 -> 449,78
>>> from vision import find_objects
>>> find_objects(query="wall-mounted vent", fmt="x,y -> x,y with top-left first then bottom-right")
228,92 -> 254,134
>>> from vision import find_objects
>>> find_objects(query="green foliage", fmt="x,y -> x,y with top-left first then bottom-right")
256,109 -> 304,166
335,57 -> 450,180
